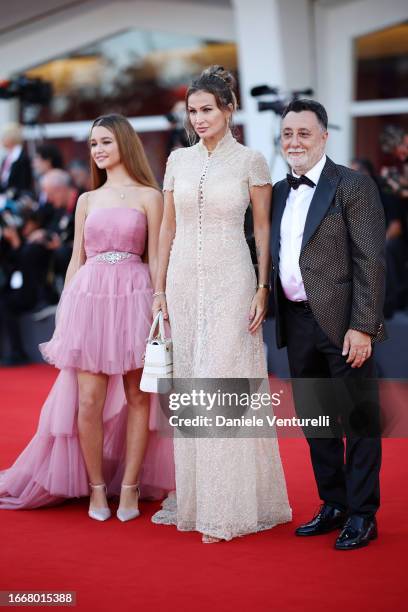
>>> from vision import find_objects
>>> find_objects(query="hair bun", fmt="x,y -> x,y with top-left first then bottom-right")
201,65 -> 236,91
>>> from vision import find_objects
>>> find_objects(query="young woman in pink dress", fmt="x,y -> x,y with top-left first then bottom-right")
0,114 -> 174,520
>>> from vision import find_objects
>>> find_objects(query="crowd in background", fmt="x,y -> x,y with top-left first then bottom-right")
0,121 -> 407,366
0,123 -> 90,365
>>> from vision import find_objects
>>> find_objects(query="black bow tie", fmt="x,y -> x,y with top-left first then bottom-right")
286,173 -> 316,190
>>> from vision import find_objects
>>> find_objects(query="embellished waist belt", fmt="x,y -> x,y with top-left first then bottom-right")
90,251 -> 141,264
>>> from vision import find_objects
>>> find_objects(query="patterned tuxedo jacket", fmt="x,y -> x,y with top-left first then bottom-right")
270,156 -> 386,349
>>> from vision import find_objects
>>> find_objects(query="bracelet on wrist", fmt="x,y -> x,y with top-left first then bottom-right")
257,284 -> 271,291
153,291 -> 166,298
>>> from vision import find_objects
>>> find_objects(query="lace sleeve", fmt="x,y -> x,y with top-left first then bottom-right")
162,150 -> 178,192
249,150 -> 272,188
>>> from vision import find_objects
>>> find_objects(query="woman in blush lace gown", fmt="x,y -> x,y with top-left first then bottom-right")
0,114 -> 174,520
152,66 -> 291,542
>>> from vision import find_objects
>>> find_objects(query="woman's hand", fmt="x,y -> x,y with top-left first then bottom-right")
152,294 -> 169,320
248,289 -> 268,334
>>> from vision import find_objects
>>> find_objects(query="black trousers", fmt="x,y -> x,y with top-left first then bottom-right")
283,299 -> 381,517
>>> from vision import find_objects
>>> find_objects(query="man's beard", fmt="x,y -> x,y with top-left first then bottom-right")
286,149 -> 323,174
286,151 -> 308,173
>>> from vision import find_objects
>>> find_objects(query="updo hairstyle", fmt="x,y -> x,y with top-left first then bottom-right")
185,65 -> 238,142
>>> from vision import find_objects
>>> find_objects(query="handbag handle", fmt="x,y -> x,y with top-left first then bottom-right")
147,310 -> 167,342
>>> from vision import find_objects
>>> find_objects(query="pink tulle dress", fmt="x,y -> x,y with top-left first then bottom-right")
0,207 -> 175,509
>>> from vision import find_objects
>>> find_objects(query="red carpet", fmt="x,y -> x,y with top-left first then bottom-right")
0,365 -> 406,611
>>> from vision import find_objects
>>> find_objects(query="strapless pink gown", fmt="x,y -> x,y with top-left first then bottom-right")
0,207 -> 175,509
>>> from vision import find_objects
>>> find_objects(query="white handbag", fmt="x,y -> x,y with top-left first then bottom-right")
140,311 -> 173,394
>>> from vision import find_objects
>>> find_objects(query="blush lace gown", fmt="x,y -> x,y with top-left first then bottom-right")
0,207 -> 174,509
152,131 -> 292,540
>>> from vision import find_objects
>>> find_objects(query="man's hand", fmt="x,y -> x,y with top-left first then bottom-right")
342,329 -> 372,368
27,229 -> 46,244
46,233 -> 62,250
2,226 -> 21,249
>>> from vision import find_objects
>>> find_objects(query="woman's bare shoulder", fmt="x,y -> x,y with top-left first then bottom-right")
75,191 -> 90,213
139,185 -> 163,211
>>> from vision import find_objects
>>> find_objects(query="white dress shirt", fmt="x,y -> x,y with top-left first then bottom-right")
279,154 -> 326,301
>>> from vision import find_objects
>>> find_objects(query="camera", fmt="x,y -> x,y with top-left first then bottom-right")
250,85 -> 314,115
0,76 -> 52,106
0,75 -> 53,125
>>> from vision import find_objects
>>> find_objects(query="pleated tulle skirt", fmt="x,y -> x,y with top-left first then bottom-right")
0,256 -> 175,509
0,369 -> 175,509
40,255 -> 152,375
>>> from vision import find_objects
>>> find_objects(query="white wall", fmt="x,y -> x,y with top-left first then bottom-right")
233,0 -> 314,180
314,0 -> 408,164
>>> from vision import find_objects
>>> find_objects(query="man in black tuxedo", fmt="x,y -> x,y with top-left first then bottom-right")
270,99 -> 386,550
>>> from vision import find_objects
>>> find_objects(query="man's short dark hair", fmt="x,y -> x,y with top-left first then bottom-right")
36,144 -> 64,169
281,99 -> 328,131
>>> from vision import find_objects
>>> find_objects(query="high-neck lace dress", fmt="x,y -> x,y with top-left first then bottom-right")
152,132 -> 291,539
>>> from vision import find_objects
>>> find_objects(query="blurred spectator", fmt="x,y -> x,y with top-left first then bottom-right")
68,159 -> 90,196
0,123 -> 33,197
32,143 -> 65,224
395,132 -> 408,164
351,158 -> 408,317
381,160 -> 408,202
29,169 -> 77,288
32,143 -> 64,178
166,100 -> 190,151
0,211 -> 50,365
380,127 -> 408,201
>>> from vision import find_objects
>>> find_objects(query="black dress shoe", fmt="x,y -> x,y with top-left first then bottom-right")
295,504 -> 347,536
335,515 -> 377,550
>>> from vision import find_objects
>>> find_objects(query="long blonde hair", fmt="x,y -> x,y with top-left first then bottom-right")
89,113 -> 159,190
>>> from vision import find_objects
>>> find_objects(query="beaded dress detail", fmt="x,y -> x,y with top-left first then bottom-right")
151,132 -> 291,540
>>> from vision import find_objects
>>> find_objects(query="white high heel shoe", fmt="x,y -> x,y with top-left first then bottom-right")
117,484 -> 141,522
88,483 -> 111,521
